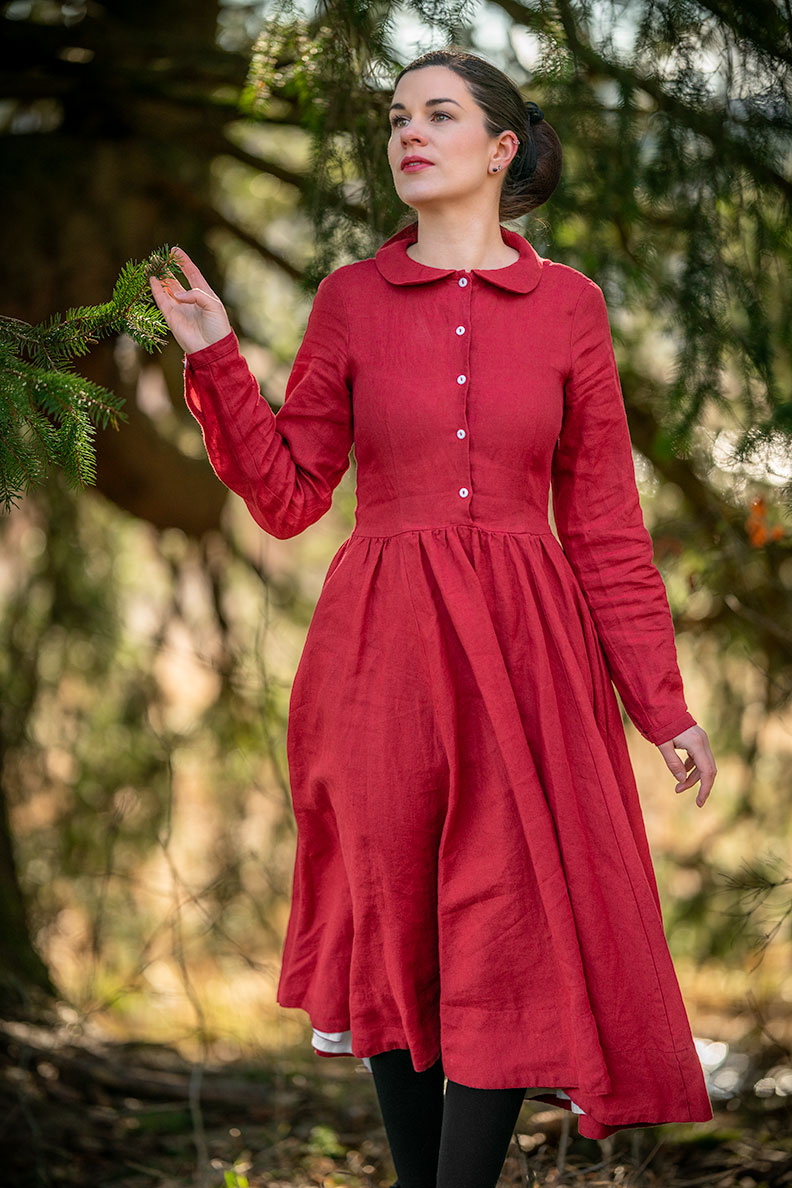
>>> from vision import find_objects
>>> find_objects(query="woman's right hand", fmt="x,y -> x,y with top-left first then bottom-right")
656,724 -> 717,808
149,246 -> 232,355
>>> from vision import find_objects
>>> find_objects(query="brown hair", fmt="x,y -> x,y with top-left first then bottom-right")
391,47 -> 562,225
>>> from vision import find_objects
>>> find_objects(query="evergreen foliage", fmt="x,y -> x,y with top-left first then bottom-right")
1,0 -> 791,1011
0,246 -> 183,512
244,0 -> 792,501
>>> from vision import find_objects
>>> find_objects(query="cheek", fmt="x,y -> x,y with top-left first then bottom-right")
456,128 -> 486,161
440,128 -> 480,171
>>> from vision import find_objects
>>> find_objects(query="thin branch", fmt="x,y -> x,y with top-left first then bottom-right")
155,176 -> 305,283
492,0 -> 792,203
212,139 -> 370,224
691,0 -> 792,70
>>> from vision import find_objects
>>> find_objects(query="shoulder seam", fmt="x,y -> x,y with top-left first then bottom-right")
567,275 -> 607,374
317,268 -> 350,377
568,280 -> 589,376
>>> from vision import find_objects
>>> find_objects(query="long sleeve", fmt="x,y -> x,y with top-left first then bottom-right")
182,272 -> 353,539
551,279 -> 696,747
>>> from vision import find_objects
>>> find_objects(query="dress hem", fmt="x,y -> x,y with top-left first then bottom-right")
310,1027 -> 585,1114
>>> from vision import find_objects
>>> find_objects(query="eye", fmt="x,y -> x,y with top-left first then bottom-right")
389,111 -> 452,128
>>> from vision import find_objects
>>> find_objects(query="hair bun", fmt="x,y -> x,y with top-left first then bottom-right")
518,100 -> 545,179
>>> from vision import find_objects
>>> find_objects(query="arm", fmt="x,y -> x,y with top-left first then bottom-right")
183,273 -> 353,539
551,279 -> 696,747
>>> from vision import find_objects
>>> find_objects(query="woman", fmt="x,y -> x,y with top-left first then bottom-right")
151,46 -> 717,1188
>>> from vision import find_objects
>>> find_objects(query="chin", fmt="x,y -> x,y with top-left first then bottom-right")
395,180 -> 456,205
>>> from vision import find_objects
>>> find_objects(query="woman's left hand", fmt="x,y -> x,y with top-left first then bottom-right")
656,724 -> 717,808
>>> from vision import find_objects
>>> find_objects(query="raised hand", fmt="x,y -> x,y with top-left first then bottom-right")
149,246 -> 232,355
656,724 -> 717,808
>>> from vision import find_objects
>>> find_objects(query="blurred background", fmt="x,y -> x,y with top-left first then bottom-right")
1,0 -> 791,1185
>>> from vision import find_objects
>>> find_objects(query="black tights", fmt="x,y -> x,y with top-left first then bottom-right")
369,1047 -> 527,1188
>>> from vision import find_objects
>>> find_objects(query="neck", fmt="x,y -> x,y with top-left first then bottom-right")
404,210 -> 519,270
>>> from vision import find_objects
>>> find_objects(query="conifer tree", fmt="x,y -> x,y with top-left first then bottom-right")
0,248 -> 181,512
241,0 -> 792,713
244,0 -> 792,482
1,0 -> 790,1007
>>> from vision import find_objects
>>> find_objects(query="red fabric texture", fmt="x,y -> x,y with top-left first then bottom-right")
183,222 -> 712,1139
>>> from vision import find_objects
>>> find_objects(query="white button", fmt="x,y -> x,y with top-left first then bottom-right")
456,325 -> 465,335
459,487 -> 469,498
457,428 -> 466,438
458,277 -> 468,287
457,374 -> 466,384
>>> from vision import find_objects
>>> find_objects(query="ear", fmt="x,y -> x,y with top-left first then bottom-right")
491,130 -> 520,172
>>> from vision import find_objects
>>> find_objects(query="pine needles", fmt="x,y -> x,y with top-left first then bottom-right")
0,244 -> 182,513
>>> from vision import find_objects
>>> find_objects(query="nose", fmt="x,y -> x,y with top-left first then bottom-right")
400,122 -> 427,147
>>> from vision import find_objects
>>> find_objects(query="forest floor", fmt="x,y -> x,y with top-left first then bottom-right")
1,1013 -> 791,1188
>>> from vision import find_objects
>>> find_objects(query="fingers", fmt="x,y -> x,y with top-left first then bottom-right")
164,273 -> 223,312
149,273 -> 187,318
674,759 -> 699,793
657,729 -> 717,808
694,743 -> 717,807
696,782 -> 713,808
150,272 -> 211,310
170,246 -> 218,299
166,286 -> 203,305
684,761 -> 715,807
153,269 -> 187,300
658,740 -> 689,785
149,273 -> 170,311
680,753 -> 716,808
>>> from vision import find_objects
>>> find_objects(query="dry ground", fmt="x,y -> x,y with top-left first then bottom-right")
1,1017 -> 791,1188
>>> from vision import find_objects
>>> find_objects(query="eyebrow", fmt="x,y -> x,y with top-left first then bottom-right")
388,97 -> 464,113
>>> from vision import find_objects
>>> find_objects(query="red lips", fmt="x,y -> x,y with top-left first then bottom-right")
401,156 -> 434,171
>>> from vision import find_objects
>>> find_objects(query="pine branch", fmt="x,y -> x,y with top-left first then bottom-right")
717,854 -> 792,965
0,245 -> 184,512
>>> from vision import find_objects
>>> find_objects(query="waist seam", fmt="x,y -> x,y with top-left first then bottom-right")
350,524 -> 556,541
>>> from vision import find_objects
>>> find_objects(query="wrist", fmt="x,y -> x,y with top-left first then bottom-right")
184,328 -> 239,369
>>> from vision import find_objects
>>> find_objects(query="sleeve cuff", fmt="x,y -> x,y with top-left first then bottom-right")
648,710 -> 697,747
184,329 -> 240,370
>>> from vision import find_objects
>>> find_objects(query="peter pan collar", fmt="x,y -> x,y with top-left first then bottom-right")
374,222 -> 543,293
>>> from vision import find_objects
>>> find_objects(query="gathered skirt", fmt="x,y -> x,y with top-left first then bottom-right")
275,524 -> 712,1139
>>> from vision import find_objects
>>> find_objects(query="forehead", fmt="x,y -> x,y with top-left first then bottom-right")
390,65 -> 470,107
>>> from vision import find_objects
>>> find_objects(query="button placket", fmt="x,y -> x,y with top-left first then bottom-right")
453,273 -> 473,511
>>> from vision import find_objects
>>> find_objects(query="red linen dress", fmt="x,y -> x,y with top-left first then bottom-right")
182,221 -> 713,1139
